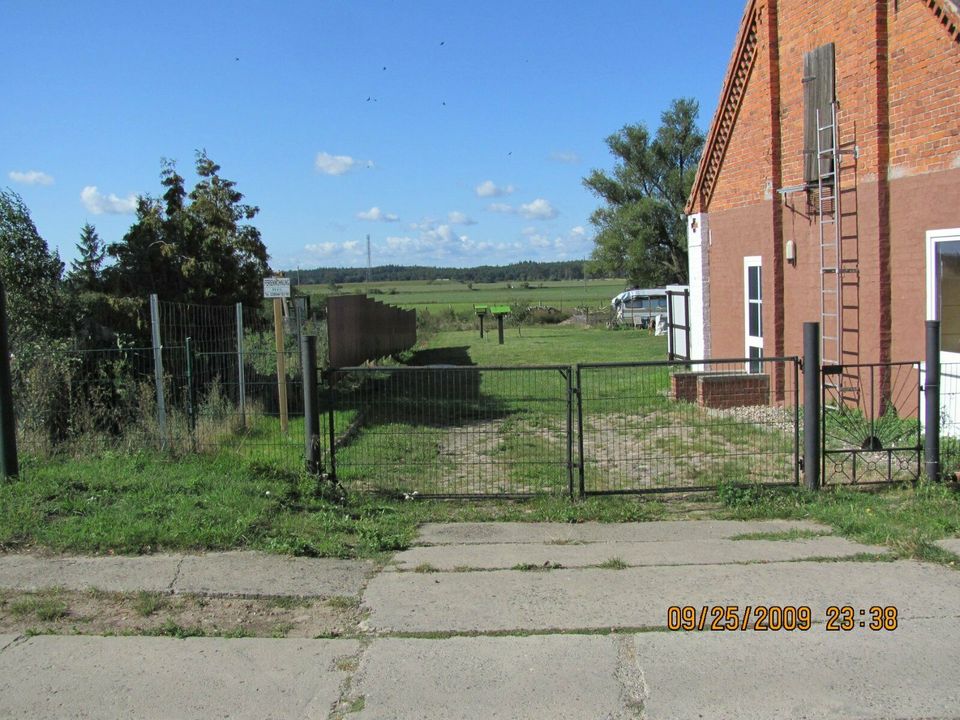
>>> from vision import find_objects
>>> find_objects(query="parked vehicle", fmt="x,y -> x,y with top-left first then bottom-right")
611,288 -> 668,327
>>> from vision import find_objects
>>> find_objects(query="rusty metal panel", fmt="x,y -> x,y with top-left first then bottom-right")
327,294 -> 416,368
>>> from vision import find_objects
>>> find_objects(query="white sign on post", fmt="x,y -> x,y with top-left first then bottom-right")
263,277 -> 291,298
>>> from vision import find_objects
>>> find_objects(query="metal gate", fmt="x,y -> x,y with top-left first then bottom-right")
574,356 -> 800,494
325,358 -> 802,497
821,362 -> 922,485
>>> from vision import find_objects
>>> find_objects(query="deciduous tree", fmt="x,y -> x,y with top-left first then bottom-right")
583,98 -> 704,286
0,189 -> 65,346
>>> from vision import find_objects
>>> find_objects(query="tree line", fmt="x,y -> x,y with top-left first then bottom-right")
293,260 -> 590,286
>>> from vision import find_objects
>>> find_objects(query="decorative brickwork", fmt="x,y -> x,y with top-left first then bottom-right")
686,1 -> 763,214
924,0 -> 960,43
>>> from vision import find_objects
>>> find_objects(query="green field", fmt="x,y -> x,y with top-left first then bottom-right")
300,278 -> 627,313
416,325 -> 666,365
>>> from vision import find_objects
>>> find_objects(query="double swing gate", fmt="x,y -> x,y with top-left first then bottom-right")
322,357 -> 803,498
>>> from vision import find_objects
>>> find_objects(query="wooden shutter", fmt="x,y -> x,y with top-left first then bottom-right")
803,43 -> 836,184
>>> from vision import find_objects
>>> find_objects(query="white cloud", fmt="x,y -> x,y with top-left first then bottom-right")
356,206 -> 399,222
408,217 -> 438,232
518,198 -> 557,220
305,242 -> 338,256
303,239 -> 366,261
314,152 -> 360,175
80,186 -> 137,215
447,211 -> 476,225
549,151 -> 581,164
475,180 -> 515,198
8,170 -> 53,186
487,202 -> 514,214
521,225 -> 593,260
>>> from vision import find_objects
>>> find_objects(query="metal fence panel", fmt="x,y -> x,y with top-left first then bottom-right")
941,362 -> 960,481
576,357 -> 800,494
328,365 -> 573,497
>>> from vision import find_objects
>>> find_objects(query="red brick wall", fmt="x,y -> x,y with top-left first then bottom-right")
700,0 -> 960,365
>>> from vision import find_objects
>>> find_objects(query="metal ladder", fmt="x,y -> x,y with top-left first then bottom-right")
817,102 -> 859,400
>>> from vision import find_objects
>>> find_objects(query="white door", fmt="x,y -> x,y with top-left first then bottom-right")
744,257 -> 763,373
926,229 -> 960,437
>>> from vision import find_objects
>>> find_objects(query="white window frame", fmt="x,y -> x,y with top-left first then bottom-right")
744,256 -> 763,373
926,228 -> 960,364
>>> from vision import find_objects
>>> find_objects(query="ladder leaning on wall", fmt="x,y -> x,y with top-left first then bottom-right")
817,102 -> 841,367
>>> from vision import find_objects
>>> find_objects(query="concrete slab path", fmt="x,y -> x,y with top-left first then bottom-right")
2,519 -> 960,718
0,636 -> 358,719
0,552 -> 374,598
936,537 -> 960,556
364,559 -> 957,633
414,519 -> 826,545
391,535 -> 882,570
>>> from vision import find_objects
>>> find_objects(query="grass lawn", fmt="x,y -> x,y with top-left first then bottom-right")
416,325 -> 667,366
8,315 -> 960,567
3,450 -> 960,568
300,278 -> 627,314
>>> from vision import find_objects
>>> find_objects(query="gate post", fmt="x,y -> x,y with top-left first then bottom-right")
803,322 -> 821,491
575,364 -> 585,498
302,335 -> 320,474
925,320 -> 941,482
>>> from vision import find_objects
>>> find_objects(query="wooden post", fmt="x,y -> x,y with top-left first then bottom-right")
274,297 -> 289,434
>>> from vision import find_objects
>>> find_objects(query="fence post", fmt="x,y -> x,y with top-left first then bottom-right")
925,320 -> 941,482
235,302 -> 246,428
185,336 -> 196,439
326,370 -> 337,482
803,322 -> 821,491
302,335 -> 320,474
149,293 -> 167,448
565,367 -> 574,498
575,364 -> 585,498
0,277 -> 19,479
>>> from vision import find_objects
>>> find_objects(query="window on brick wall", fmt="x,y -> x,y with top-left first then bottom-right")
803,42 -> 836,184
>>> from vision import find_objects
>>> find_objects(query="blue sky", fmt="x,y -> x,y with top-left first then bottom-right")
2,1 -> 744,271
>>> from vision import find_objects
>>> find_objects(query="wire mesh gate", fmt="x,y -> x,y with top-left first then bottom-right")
325,358 -> 801,497
326,365 -> 574,498
821,362 -> 922,485
576,358 -> 800,494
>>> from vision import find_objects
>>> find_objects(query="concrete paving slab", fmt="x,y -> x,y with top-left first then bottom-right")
174,552 -> 374,598
0,554 -> 180,593
936,537 -> 960,556
415,519 -> 828,545
391,536 -> 884,570
354,635 -> 638,720
637,617 -> 960,719
0,635 -> 20,653
0,636 -> 358,719
364,559 -> 960,633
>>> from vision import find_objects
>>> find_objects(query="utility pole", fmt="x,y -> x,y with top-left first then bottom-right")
366,234 -> 372,284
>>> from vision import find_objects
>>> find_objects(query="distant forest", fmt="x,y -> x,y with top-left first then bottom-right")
289,260 -> 590,285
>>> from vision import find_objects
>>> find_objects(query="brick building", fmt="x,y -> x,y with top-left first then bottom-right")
685,0 -> 960,380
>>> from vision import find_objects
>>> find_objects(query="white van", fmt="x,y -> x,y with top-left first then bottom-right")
611,288 -> 668,327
